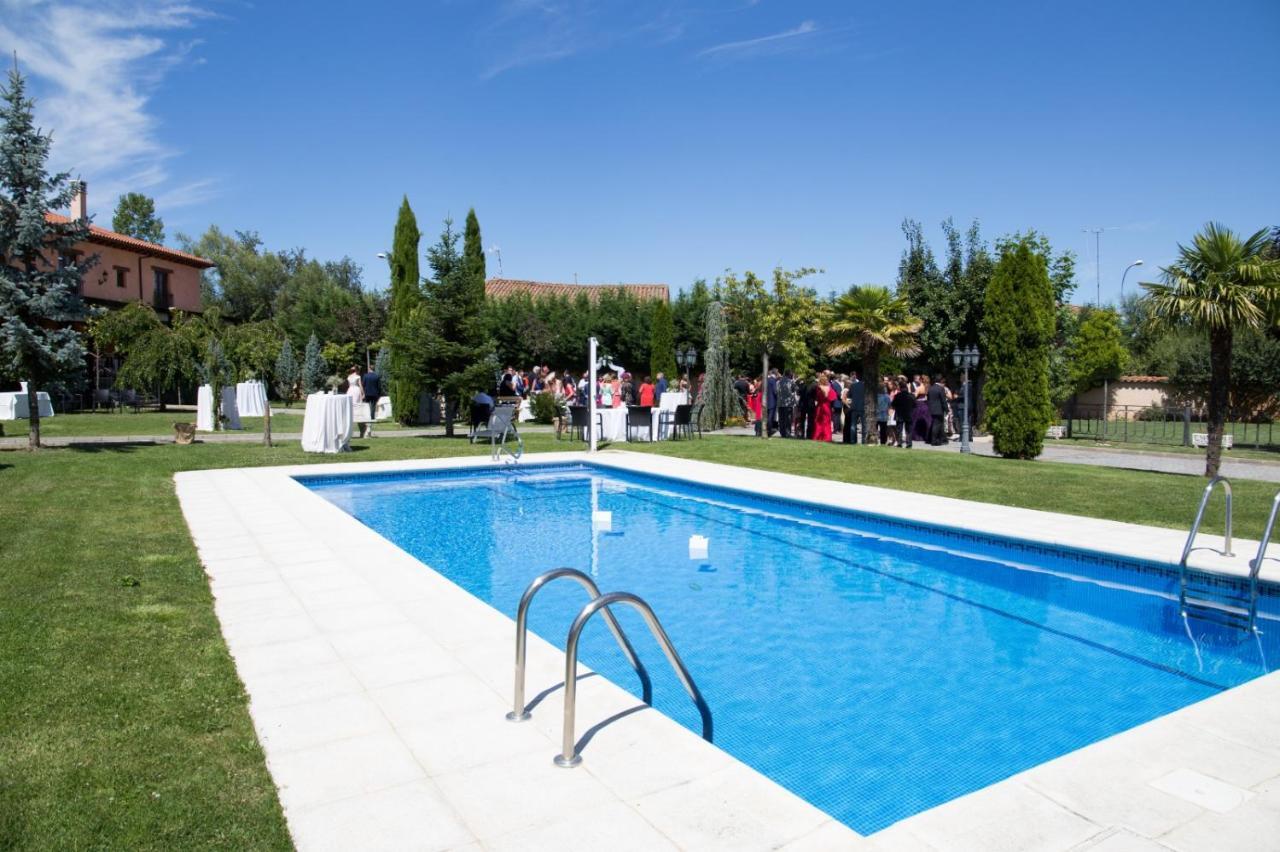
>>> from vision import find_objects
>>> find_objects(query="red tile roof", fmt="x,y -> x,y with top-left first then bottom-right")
485,278 -> 668,302
45,213 -> 216,269
1120,375 -> 1169,383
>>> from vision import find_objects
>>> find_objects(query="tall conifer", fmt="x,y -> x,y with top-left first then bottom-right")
386,197 -> 421,423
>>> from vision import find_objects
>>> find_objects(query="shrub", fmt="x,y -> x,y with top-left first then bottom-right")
530,391 -> 561,424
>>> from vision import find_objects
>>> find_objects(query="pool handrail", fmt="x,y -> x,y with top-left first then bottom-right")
507,568 -> 652,722
1248,490 -> 1280,629
555,591 -> 712,768
1180,475 -> 1233,568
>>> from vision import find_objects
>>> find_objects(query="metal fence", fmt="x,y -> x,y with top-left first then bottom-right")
1057,403 -> 1278,450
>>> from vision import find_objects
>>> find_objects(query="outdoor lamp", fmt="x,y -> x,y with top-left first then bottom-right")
951,345 -> 979,453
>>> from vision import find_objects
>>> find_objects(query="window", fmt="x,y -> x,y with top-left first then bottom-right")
58,249 -> 82,269
114,266 -> 128,288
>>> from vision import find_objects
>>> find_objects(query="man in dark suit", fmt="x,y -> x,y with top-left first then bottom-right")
654,372 -> 668,403
829,371 -> 843,439
359,365 -> 383,437
891,380 -> 916,448
763,369 -> 779,437
927,374 -> 949,445
844,371 -> 865,445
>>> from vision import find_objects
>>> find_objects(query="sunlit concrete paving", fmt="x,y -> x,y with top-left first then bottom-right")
177,452 -> 1280,850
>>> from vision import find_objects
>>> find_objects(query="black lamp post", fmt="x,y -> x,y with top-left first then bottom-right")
676,345 -> 697,389
950,345 -> 980,454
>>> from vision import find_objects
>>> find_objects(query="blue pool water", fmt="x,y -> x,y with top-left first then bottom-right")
302,463 -> 1280,834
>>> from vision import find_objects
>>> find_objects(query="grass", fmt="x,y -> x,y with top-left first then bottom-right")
1,409 -> 422,439
1,430 -> 1271,849
1056,417 -> 1280,453
1047,434 -> 1280,463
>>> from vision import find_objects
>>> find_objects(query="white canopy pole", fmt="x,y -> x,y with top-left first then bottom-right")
588,336 -> 598,453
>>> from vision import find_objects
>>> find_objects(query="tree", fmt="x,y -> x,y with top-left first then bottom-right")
111,192 -> 164,244
1142,222 -> 1280,476
825,285 -> 922,444
672,279 -> 711,360
222,320 -> 282,383
698,300 -> 737,431
1067,307 -> 1127,395
721,266 -> 820,436
0,64 -> 92,449
301,333 -> 326,394
199,337 -> 233,431
393,216 -> 494,435
649,299 -> 677,380
385,197 -> 422,423
179,227 -> 288,321
114,313 -> 200,412
274,338 -> 299,406
982,237 -> 1056,459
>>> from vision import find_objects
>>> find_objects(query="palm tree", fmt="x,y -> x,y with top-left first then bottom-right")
825,285 -> 922,444
1142,222 -> 1280,477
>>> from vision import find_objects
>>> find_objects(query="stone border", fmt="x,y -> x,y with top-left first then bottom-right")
176,451 -> 1280,851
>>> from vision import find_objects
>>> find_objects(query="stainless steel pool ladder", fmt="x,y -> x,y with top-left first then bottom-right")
507,568 -> 713,768
507,568 -> 652,721
1246,490 -> 1280,629
1178,477 -> 1252,631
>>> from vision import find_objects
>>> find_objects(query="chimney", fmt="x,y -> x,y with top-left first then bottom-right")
71,180 -> 87,221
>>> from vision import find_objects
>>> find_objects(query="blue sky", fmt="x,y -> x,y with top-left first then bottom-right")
3,0 -> 1278,303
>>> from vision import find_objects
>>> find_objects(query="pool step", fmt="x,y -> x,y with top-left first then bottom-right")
1181,594 -> 1252,630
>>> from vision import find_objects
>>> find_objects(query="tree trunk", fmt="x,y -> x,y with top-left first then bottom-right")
262,405 -> 273,447
27,377 -> 41,451
863,350 -> 880,445
1205,326 -> 1233,478
444,396 -> 456,438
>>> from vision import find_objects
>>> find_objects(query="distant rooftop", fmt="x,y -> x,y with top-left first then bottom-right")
485,278 -> 669,302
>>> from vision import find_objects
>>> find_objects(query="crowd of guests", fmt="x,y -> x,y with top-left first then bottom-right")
736,370 -> 969,447
472,363 -> 969,447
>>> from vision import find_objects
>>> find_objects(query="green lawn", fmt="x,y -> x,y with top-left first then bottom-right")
1,409 -> 425,439
1,433 -> 1271,849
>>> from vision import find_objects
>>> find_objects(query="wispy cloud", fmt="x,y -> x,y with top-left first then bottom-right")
697,19 -> 819,59
479,1 -> 687,80
0,1 -> 216,217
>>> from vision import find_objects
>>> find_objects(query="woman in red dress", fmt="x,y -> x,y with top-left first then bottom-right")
746,377 -> 763,424
812,374 -> 836,441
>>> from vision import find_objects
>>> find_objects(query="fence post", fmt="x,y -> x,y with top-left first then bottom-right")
1066,400 -> 1074,439
1182,404 -> 1192,447
1123,408 -> 1128,442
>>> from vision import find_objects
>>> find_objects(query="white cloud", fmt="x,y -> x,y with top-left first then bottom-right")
0,1 -> 215,217
697,19 -> 818,59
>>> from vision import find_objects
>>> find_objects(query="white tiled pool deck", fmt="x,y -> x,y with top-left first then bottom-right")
175,451 -> 1280,851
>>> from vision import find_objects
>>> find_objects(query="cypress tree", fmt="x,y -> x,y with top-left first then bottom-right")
982,238 -> 1055,459
386,197 -> 421,423
273,338 -> 298,405
301,333 -> 326,394
0,64 -> 92,449
699,301 -> 737,431
649,299 -> 677,380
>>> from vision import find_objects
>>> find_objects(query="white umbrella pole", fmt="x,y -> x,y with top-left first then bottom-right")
589,336 -> 598,454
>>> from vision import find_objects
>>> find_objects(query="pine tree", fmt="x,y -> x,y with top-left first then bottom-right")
301,333 -> 326,394
0,64 -> 92,449
386,197 -> 421,423
112,192 -> 164,244
649,299 -> 677,380
982,238 -> 1056,459
274,338 -> 299,405
698,301 -> 737,431
373,346 -> 389,379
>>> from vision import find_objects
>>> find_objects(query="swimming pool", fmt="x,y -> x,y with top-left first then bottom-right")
301,462 -> 1279,834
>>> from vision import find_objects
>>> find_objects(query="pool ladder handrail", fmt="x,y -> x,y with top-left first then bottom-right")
1247,490 -> 1280,629
1179,475 -> 1234,570
555,591 -> 712,767
507,568 -> 652,722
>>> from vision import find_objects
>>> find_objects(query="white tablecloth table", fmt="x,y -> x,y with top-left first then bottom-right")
0,391 -> 54,420
518,400 -> 535,422
301,393 -> 352,453
595,406 -> 673,442
196,385 -> 215,431
236,381 -> 267,417
375,396 -> 392,421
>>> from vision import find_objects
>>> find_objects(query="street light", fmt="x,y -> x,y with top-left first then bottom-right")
950,345 -> 980,454
675,344 -> 698,388
1120,259 -> 1144,304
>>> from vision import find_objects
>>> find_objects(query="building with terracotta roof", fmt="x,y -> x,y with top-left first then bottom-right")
485,278 -> 668,303
46,183 -> 214,315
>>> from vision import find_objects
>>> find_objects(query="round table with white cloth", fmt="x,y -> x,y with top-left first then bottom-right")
196,385 -> 215,431
235,381 -> 268,417
594,406 -> 676,442
221,386 -> 242,430
301,392 -> 352,453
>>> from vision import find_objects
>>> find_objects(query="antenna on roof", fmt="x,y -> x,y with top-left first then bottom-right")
574,272 -> 578,284
486,245 -> 503,278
